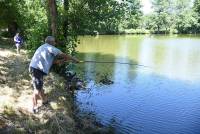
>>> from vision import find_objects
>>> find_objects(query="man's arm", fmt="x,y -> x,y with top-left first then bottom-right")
59,53 -> 79,62
54,53 -> 79,64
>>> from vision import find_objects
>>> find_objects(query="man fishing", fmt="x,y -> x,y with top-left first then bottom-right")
29,36 -> 79,113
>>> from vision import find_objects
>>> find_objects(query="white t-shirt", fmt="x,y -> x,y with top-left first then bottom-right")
29,43 -> 62,74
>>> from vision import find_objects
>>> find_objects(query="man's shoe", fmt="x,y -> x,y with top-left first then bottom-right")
42,100 -> 49,106
32,108 -> 38,114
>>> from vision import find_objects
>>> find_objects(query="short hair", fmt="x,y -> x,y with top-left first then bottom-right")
45,36 -> 55,44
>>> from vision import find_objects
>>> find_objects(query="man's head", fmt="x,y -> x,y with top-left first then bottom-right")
45,36 -> 56,46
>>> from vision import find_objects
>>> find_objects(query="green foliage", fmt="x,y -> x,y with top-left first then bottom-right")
149,0 -> 172,33
120,0 -> 143,30
0,0 -> 79,55
143,0 -> 199,34
173,0 -> 197,33
66,0 -> 124,34
194,0 -> 200,13
193,0 -> 200,32
124,29 -> 150,34
0,0 -> 18,27
0,0 -> 22,36
18,0 -> 48,52
2,0 -> 200,45
59,0 -> 142,35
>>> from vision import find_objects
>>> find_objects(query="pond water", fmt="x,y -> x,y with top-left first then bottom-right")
75,35 -> 200,134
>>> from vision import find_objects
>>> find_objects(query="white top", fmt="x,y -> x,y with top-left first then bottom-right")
29,43 -> 62,74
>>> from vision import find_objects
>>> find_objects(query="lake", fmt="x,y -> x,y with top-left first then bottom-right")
75,35 -> 200,134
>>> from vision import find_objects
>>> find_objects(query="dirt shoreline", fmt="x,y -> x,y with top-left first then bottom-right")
0,38 -> 112,134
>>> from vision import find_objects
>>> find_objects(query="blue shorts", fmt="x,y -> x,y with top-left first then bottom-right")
30,67 -> 46,90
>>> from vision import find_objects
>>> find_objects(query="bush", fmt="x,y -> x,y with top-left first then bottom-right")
0,31 -> 13,38
124,29 -> 150,34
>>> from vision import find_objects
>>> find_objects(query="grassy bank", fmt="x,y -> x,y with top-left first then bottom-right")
0,37 -> 112,134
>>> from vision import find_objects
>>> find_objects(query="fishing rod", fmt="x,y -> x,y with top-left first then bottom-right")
79,60 -> 150,68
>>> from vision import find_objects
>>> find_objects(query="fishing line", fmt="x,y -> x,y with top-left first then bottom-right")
79,60 -> 151,68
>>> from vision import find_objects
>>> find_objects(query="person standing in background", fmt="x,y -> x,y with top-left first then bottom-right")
14,32 -> 23,54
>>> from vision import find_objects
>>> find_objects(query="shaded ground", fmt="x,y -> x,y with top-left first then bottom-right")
0,38 -> 111,134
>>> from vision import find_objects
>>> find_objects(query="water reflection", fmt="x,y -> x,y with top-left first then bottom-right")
84,53 -> 95,80
78,34 -> 200,82
114,39 -> 130,83
76,35 -> 200,134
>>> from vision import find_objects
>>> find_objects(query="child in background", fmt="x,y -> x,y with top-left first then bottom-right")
14,32 -> 23,54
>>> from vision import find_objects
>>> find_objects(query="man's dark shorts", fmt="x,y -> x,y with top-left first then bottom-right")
30,67 -> 46,91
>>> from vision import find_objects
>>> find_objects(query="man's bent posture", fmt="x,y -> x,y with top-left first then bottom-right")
29,36 -> 79,113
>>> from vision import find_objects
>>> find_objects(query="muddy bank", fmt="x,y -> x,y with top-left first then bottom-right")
0,38 -> 112,134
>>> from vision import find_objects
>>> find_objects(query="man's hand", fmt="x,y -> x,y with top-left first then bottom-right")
53,59 -> 65,65
72,57 -> 80,63
58,53 -> 80,63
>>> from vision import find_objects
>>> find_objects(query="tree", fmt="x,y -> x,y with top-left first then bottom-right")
151,0 -> 172,33
122,0 -> 142,29
193,0 -> 200,32
19,0 -> 48,50
174,0 -> 198,33
62,0 -> 132,34
0,0 -> 22,36
63,0 -> 69,37
48,0 -> 58,37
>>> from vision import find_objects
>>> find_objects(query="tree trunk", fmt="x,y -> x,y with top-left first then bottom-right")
157,25 -> 160,33
48,0 -> 58,37
63,0 -> 69,38
8,21 -> 18,36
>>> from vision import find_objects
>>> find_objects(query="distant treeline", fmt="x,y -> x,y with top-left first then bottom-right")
1,0 -> 200,51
